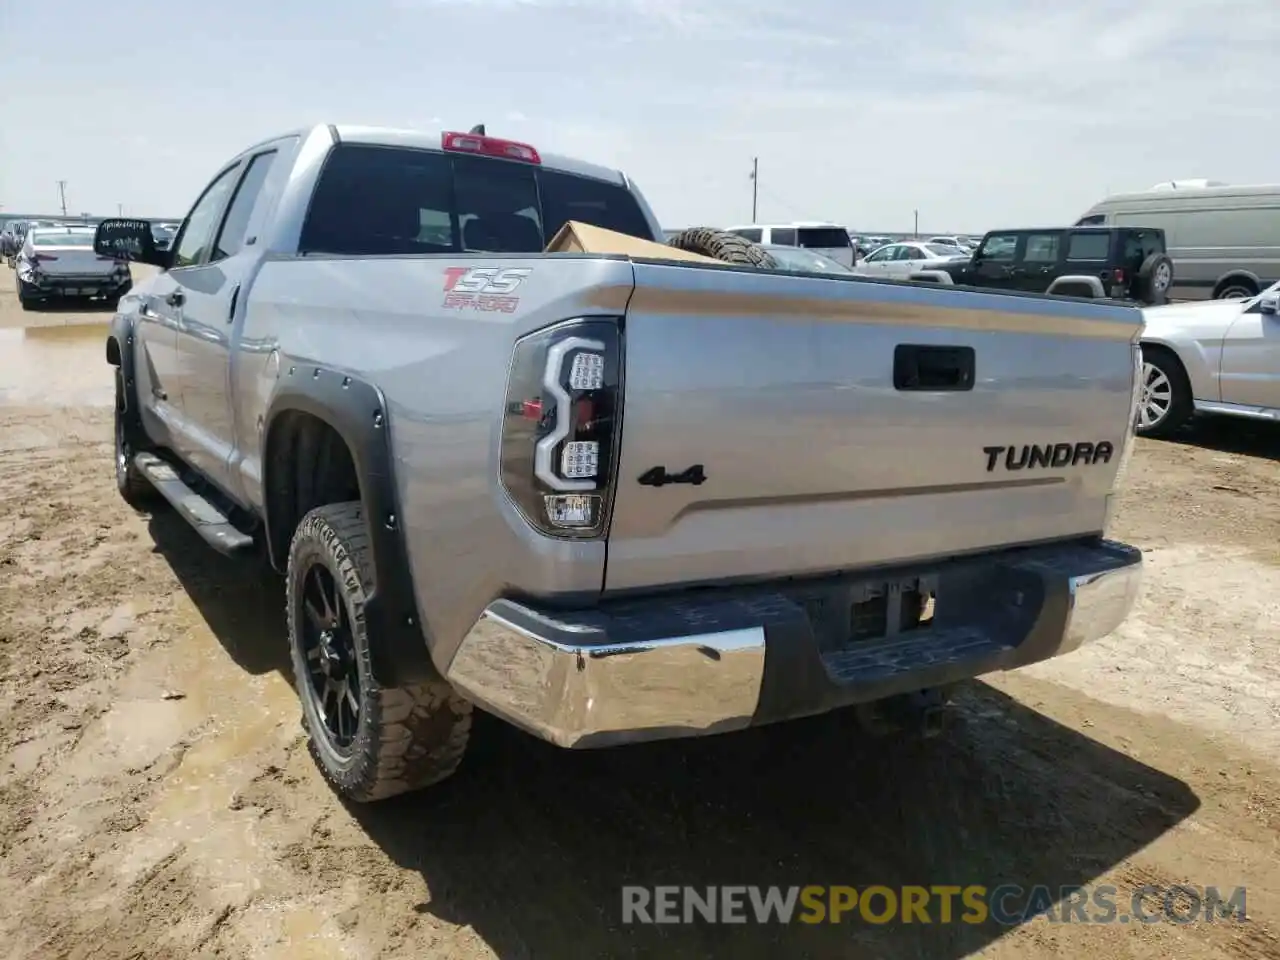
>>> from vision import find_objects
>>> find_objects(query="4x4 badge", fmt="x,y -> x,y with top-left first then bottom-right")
638,465 -> 707,487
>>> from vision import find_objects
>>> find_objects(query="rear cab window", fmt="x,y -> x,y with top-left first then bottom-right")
731,227 -> 763,243
299,143 -> 654,255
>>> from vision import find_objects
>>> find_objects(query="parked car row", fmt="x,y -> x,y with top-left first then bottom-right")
1,218 -> 67,265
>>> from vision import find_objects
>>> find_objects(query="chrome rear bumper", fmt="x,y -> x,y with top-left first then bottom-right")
444,539 -> 1142,749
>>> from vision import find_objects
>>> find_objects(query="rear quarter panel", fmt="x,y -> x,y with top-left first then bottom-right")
240,254 -> 637,670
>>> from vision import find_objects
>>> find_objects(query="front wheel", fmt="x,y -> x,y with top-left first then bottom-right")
114,378 -> 157,508
1135,346 -> 1192,438
287,502 -> 473,802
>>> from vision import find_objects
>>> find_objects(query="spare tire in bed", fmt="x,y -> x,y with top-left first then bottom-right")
666,227 -> 778,268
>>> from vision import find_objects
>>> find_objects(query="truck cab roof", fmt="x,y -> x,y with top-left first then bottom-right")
244,124 -> 630,187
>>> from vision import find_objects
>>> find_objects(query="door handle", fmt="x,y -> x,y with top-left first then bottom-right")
227,284 -> 241,323
166,290 -> 185,307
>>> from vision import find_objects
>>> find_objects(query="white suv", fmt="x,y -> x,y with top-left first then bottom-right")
724,222 -> 855,267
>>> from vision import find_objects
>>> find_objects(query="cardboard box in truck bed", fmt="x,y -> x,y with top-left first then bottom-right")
544,221 -> 720,264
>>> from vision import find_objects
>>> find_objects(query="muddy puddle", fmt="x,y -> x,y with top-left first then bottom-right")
0,323 -> 114,408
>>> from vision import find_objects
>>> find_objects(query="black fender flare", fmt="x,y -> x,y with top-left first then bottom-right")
105,314 -> 146,445
262,364 -> 437,687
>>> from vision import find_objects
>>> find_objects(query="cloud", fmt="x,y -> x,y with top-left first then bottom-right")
4,0 -> 1278,231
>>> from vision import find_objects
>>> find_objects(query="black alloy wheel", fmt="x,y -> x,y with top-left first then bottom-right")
297,560 -> 363,751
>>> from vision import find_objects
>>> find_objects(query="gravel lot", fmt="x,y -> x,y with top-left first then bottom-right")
0,265 -> 1277,959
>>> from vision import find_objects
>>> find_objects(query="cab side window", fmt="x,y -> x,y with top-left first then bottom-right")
978,233 -> 1019,261
211,151 -> 279,262
1021,232 -> 1062,263
171,164 -> 242,268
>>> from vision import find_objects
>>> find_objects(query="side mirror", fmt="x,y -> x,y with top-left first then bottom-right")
93,218 -> 167,267
1259,293 -> 1279,315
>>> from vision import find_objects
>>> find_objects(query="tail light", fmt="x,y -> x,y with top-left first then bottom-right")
1113,267 -> 1126,284
442,131 -> 541,164
499,318 -> 622,538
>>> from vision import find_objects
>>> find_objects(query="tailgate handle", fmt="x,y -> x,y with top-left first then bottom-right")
894,344 -> 975,392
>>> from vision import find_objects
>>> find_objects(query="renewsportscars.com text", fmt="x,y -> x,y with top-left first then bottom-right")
621,884 -> 1248,926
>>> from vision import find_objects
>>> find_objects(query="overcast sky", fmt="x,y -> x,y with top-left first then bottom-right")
1,0 -> 1275,233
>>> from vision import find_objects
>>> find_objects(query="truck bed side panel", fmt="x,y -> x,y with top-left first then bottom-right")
606,266 -> 1141,593
241,255 -> 636,667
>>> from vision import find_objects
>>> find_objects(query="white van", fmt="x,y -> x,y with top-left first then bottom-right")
1076,183 -> 1280,301
723,222 -> 855,267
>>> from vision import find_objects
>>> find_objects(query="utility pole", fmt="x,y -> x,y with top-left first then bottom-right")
117,203 -> 123,216
913,209 -> 919,238
56,180 -> 68,217
750,157 -> 758,223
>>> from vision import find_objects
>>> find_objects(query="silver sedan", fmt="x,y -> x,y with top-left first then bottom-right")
854,241 -> 970,278
1137,281 -> 1280,436
15,226 -> 133,310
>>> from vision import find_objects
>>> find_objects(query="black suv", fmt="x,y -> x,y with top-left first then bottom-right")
936,226 -> 1173,304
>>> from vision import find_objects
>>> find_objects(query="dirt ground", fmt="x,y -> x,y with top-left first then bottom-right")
0,266 -> 1277,960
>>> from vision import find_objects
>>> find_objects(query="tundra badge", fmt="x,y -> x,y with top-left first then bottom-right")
984,442 -> 1114,472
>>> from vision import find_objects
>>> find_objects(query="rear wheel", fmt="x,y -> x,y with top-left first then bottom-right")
287,502 -> 473,802
1136,345 -> 1192,438
667,227 -> 778,268
1215,278 -> 1257,301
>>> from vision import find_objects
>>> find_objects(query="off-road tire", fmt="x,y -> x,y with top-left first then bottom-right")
114,376 -> 157,508
667,227 -> 778,268
1136,344 -> 1193,439
1135,253 -> 1174,305
287,502 -> 472,802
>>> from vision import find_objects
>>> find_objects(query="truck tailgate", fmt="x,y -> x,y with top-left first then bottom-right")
604,265 -> 1141,593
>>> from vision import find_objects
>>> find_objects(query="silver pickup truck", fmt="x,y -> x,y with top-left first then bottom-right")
98,124 -> 1145,803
